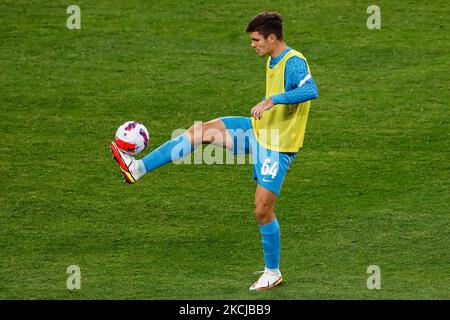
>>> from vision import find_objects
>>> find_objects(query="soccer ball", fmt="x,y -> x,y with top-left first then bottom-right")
114,121 -> 149,154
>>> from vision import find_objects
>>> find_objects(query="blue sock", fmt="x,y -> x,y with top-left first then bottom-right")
259,218 -> 280,270
142,134 -> 195,173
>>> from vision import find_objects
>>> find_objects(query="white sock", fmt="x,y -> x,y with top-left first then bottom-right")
265,267 -> 281,276
132,159 -> 147,179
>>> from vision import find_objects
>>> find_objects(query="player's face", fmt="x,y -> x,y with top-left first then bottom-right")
250,31 -> 272,57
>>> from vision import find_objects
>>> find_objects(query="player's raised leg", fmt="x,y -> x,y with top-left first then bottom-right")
184,118 -> 233,150
250,185 -> 283,290
111,118 -> 231,183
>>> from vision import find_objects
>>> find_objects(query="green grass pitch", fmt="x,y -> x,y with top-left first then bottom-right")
0,0 -> 449,299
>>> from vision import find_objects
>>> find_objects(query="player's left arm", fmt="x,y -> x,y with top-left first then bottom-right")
251,56 -> 318,120
271,56 -> 319,105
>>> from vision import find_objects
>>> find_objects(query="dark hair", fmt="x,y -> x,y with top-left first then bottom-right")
245,12 -> 283,40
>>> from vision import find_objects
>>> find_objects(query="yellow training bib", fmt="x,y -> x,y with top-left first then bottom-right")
252,49 -> 311,152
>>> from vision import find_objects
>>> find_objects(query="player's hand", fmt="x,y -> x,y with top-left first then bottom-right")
251,98 -> 274,120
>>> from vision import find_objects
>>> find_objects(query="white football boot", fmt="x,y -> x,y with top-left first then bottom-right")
249,269 -> 283,291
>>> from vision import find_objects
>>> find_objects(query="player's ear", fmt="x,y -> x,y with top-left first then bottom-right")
268,34 -> 276,43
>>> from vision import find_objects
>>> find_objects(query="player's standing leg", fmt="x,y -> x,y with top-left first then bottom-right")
250,185 -> 283,290
111,119 -> 231,183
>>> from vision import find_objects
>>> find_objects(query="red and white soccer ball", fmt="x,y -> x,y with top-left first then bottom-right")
115,121 -> 149,154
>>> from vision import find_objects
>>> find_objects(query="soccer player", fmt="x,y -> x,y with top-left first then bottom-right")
111,12 -> 318,290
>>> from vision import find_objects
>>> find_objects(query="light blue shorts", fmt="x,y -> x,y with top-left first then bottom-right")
220,116 -> 297,196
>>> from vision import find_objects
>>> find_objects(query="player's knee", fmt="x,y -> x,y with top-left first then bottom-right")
186,119 -> 223,145
254,200 -> 274,224
201,122 -> 212,144
201,120 -> 222,145
186,121 -> 204,145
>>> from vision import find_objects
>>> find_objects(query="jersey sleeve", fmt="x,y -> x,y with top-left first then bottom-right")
271,56 -> 318,105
